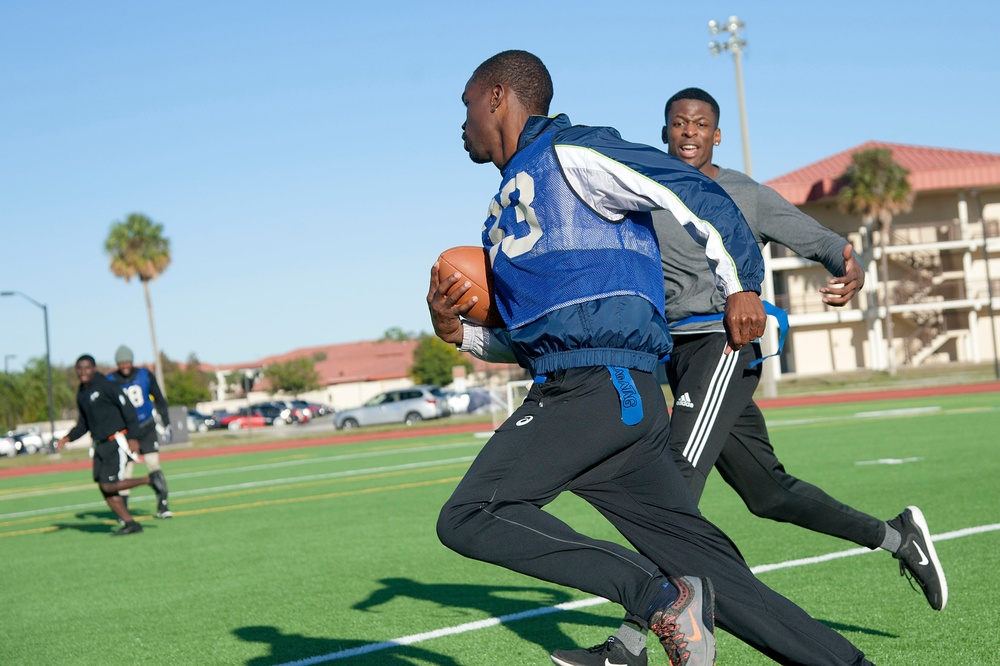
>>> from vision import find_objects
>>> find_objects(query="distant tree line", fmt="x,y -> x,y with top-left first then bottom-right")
1,353 -> 215,430
2,331 -> 475,430
0,358 -> 77,431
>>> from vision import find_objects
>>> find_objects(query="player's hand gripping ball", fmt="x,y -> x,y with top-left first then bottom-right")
436,246 -> 504,327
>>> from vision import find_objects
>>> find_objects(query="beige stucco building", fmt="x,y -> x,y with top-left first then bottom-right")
763,141 -> 1000,377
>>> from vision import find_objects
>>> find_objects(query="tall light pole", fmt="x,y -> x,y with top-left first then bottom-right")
708,15 -> 779,397
3,354 -> 14,374
1,291 -> 56,451
709,16 -> 752,176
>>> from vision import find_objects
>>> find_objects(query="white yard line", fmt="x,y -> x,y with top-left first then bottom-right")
0,455 -> 477,520
0,441 -> 483,504
274,523 -> 1000,665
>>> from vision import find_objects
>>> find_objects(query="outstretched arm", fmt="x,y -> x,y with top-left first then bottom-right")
819,243 -> 865,307
61,403 -> 89,449
147,373 -> 170,426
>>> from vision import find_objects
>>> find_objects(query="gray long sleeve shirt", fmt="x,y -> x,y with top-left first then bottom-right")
654,167 -> 855,333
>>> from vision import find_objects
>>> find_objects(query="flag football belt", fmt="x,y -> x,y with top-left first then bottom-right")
665,301 -> 788,368
531,367 -> 645,426
95,430 -> 139,462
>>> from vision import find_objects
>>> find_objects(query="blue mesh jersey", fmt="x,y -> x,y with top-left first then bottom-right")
484,123 -> 664,330
474,114 -> 763,376
108,367 -> 161,424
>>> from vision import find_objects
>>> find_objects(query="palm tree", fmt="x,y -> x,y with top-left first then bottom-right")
105,213 -> 172,394
836,148 -> 913,375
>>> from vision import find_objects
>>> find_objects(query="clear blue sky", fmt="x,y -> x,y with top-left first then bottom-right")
3,1 -> 998,369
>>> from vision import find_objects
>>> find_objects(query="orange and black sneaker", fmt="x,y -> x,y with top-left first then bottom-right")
888,506 -> 947,610
648,576 -> 715,666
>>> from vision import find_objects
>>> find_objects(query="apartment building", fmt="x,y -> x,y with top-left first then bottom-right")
763,141 -> 1000,376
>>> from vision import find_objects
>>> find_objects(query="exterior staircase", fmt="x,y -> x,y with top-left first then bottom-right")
887,230 -> 954,368
909,330 -> 963,366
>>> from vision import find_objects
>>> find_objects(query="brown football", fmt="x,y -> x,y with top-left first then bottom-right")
436,246 -> 504,327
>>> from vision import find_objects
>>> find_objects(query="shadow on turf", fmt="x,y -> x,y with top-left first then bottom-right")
819,620 -> 897,638
232,580 -> 893,664
48,522 -> 150,535
43,510 -> 157,536
233,626 -> 464,666
230,578 -> 636,665
349,577 -> 629,657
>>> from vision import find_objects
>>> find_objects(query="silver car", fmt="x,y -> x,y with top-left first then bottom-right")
335,386 -> 450,430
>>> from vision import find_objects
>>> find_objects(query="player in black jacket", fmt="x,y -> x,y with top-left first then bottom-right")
57,355 -> 168,536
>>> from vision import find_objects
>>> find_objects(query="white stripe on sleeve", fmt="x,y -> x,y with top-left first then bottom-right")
554,144 -> 744,296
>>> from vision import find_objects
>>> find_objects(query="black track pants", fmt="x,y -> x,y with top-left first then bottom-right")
667,333 -> 883,549
437,366 -> 869,665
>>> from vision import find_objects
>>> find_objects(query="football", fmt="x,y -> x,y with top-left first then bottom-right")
436,246 -> 504,327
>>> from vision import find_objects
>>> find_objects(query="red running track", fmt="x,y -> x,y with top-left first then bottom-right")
3,382 -> 997,480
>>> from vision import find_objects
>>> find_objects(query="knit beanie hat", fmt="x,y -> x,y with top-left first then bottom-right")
115,345 -> 134,364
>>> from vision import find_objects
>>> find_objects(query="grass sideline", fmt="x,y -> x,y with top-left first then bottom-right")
1,390 -> 998,665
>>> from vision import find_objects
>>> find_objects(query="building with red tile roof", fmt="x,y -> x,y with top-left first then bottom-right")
760,141 -> 1000,378
200,339 -> 525,413
768,141 -> 1000,205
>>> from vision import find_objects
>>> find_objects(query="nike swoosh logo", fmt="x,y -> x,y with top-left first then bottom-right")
604,660 -> 628,666
685,607 -> 702,643
914,541 -> 930,566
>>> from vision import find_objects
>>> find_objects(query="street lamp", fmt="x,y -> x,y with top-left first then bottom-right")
708,15 -> 779,398
4,354 -> 14,374
1,291 -> 56,452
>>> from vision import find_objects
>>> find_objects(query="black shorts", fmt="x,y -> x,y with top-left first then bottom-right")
134,419 -> 160,455
92,440 -> 129,484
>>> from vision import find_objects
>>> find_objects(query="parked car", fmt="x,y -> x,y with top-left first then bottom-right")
290,400 -> 329,420
251,402 -> 298,426
218,409 -> 268,431
0,435 -> 17,457
334,386 -> 450,430
6,428 -> 45,455
265,401 -> 309,424
306,402 -> 332,417
186,410 -> 218,433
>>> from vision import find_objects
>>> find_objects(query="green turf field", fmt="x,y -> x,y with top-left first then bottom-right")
2,391 -> 998,665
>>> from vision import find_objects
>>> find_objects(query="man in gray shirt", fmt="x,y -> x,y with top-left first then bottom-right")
551,88 -> 947,666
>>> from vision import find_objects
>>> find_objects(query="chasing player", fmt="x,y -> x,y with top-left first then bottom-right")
108,345 -> 172,518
